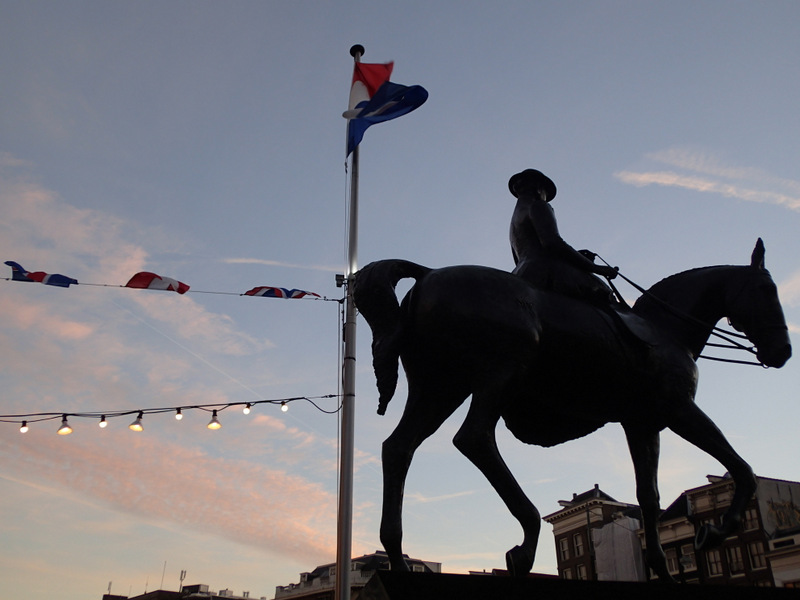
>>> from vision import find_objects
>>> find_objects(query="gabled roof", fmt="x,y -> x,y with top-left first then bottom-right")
658,493 -> 690,522
544,484 -> 639,522
565,484 -> 619,506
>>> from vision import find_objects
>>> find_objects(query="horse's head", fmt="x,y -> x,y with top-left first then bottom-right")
727,239 -> 792,368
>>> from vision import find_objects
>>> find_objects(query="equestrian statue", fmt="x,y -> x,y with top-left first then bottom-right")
353,168 -> 791,581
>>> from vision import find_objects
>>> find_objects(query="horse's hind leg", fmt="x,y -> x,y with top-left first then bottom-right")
452,391 -> 541,576
380,381 -> 468,571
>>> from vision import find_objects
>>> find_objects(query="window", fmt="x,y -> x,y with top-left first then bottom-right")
743,508 -> 759,531
707,549 -> 723,576
749,541 -> 767,569
576,564 -> 587,580
562,568 -> 573,580
680,544 -> 696,571
412,565 -> 425,573
573,533 -> 584,557
726,546 -> 744,573
558,537 -> 570,561
665,548 -> 679,574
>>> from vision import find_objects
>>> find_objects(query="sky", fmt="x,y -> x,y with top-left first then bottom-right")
1,2 -> 800,599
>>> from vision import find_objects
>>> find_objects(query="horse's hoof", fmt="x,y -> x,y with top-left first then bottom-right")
505,545 -> 534,577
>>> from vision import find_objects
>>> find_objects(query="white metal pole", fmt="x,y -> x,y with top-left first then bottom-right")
336,43 -> 364,600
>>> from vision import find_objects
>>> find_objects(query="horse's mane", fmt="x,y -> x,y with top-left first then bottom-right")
633,264 -> 734,313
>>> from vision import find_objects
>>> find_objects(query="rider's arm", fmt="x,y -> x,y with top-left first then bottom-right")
527,199 -> 617,278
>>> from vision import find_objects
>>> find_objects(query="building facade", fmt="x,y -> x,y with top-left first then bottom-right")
542,483 -> 643,581
544,475 -> 800,588
273,551 -> 441,600
659,474 -> 800,587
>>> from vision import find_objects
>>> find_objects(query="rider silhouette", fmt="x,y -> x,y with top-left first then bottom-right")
509,169 -> 618,304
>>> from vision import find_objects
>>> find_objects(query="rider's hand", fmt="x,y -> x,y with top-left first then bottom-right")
600,266 -> 619,280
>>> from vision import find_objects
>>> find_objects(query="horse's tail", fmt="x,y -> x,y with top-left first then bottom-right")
354,259 -> 431,415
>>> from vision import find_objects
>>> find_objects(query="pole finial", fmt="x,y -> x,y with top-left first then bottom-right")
350,44 -> 365,59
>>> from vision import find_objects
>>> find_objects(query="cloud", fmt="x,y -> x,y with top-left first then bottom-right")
1,293 -> 95,340
615,148 -> 800,211
778,270 -> 800,307
405,490 -> 476,504
1,431 -> 337,563
0,152 -> 33,169
0,163 -> 270,372
222,257 -> 339,272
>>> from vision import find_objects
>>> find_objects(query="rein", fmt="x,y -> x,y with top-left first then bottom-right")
595,256 -> 766,367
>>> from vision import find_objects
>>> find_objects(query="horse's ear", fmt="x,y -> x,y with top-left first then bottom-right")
751,238 -> 766,270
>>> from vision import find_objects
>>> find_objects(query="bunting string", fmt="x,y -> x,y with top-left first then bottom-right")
3,261 -> 340,301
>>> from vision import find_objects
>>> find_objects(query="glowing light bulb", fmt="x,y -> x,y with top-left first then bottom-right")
129,411 -> 144,432
57,415 -> 73,435
280,401 -> 289,413
99,416 -> 108,428
207,410 -> 222,430
20,421 -> 29,433
175,408 -> 183,421
242,403 -> 251,415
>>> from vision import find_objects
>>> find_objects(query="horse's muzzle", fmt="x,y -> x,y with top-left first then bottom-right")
758,342 -> 792,368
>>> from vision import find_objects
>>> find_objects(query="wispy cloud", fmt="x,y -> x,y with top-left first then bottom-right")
405,490 -> 476,504
615,148 -> 800,211
222,258 -> 340,272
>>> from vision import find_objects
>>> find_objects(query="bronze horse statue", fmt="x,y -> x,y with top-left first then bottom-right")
353,239 -> 791,581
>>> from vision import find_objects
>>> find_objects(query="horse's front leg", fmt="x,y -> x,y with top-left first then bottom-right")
453,395 -> 540,577
623,424 -> 674,582
668,402 -> 757,550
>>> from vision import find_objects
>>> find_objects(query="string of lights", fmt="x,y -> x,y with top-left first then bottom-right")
1,394 -> 342,434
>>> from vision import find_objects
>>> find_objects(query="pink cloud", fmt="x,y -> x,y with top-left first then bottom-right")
4,431 -> 338,563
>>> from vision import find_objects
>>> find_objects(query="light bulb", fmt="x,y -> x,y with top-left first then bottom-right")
280,401 -> 288,413
57,415 -> 73,435
129,411 -> 144,432
20,421 -> 29,433
175,408 -> 183,421
99,415 -> 108,428
207,409 -> 222,430
242,403 -> 251,415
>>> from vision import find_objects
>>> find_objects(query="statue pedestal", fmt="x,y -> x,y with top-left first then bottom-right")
360,570 -> 800,600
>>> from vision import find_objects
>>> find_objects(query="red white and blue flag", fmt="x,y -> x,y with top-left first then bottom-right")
125,272 -> 190,294
5,261 -> 78,287
244,286 -> 320,299
343,61 -> 428,156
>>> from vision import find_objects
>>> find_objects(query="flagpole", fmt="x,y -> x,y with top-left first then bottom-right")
336,42 -> 364,600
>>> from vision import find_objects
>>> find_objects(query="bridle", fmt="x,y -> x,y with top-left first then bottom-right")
596,255 -> 776,368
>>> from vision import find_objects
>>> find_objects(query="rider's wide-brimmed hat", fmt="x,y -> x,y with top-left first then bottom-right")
508,169 -> 557,202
